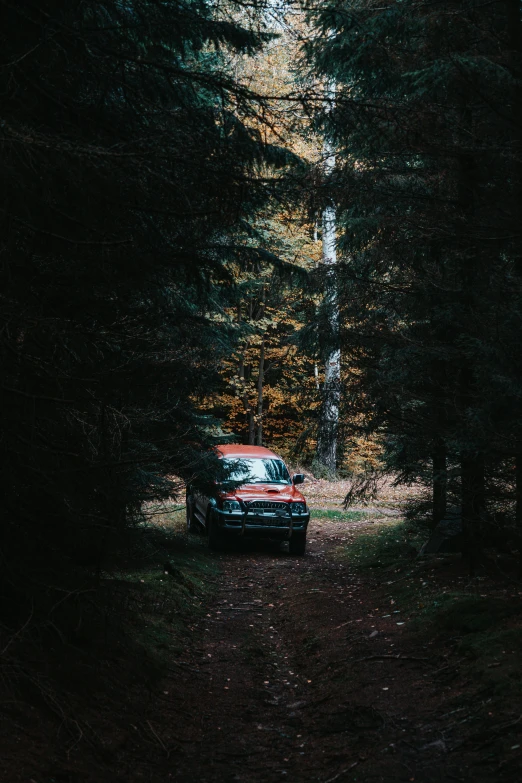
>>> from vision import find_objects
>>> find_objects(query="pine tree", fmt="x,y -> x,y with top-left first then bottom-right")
304,0 -> 522,560
0,0 -> 296,623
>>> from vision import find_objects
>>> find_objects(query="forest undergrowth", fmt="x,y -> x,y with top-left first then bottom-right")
3,483 -> 522,782
0,511 -> 214,782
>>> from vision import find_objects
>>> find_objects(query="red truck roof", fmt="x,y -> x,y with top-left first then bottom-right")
217,444 -> 281,460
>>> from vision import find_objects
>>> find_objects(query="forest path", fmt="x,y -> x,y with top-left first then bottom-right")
124,519 -> 470,783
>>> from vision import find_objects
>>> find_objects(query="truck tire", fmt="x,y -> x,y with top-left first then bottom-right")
207,511 -> 225,551
289,531 -> 306,556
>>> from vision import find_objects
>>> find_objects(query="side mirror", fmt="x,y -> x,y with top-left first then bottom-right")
292,473 -> 305,485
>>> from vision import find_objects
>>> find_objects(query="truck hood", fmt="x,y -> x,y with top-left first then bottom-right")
220,483 -> 306,504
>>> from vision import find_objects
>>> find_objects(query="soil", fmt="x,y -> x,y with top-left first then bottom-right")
119,520 -> 522,782
3,514 -> 522,782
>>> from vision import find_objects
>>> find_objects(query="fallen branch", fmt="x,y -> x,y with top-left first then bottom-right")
354,654 -> 431,664
1,603 -> 34,655
452,714 -> 522,751
167,662 -> 205,676
146,720 -> 169,757
323,762 -> 359,783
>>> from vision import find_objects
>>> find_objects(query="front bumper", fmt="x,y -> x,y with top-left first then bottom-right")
212,507 -> 309,539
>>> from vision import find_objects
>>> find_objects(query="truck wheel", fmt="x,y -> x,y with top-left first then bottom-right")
208,511 -> 225,551
289,532 -> 306,556
186,495 -> 198,534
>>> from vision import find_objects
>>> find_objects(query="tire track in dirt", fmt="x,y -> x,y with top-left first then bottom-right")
125,520 -> 504,783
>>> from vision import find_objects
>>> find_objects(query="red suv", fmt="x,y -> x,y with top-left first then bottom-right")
186,445 -> 309,555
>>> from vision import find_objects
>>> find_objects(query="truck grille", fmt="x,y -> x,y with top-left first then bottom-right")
247,501 -> 289,515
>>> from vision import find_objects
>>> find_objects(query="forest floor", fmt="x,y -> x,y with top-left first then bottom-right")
3,482 -> 522,782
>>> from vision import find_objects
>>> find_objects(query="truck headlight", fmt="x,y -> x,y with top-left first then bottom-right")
290,502 -> 306,515
223,500 -> 242,513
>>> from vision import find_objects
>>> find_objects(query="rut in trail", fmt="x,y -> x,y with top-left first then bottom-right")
120,519 -> 488,783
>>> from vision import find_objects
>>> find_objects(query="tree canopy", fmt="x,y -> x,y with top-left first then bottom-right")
0,0 -> 299,620
2,0 -> 522,630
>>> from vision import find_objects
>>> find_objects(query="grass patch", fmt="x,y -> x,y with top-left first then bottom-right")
429,594 -> 519,634
108,506 -> 219,670
417,592 -> 522,699
338,517 -> 522,703
0,505 -> 220,778
336,518 -> 426,569
312,508 -> 373,522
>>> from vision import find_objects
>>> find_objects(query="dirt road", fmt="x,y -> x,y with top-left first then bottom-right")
7,514 -> 521,783
117,518 -> 502,783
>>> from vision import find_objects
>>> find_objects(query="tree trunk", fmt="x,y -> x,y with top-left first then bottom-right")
515,453 -> 522,577
432,440 -> 447,529
316,80 -> 340,474
455,81 -> 483,572
458,353 -> 484,572
314,362 -> 320,390
256,337 -> 265,446
516,454 -> 522,526
238,349 -> 255,445
506,1 -> 522,573
506,0 -> 522,276
506,0 -> 521,51
247,412 -> 255,445
461,452 -> 485,576
516,451 -> 522,576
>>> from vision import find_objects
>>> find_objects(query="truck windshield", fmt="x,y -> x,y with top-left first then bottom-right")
223,458 -> 291,485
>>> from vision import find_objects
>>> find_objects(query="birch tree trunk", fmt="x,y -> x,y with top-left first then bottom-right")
238,350 -> 255,445
316,81 -> 340,474
256,337 -> 265,446
237,305 -> 255,444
